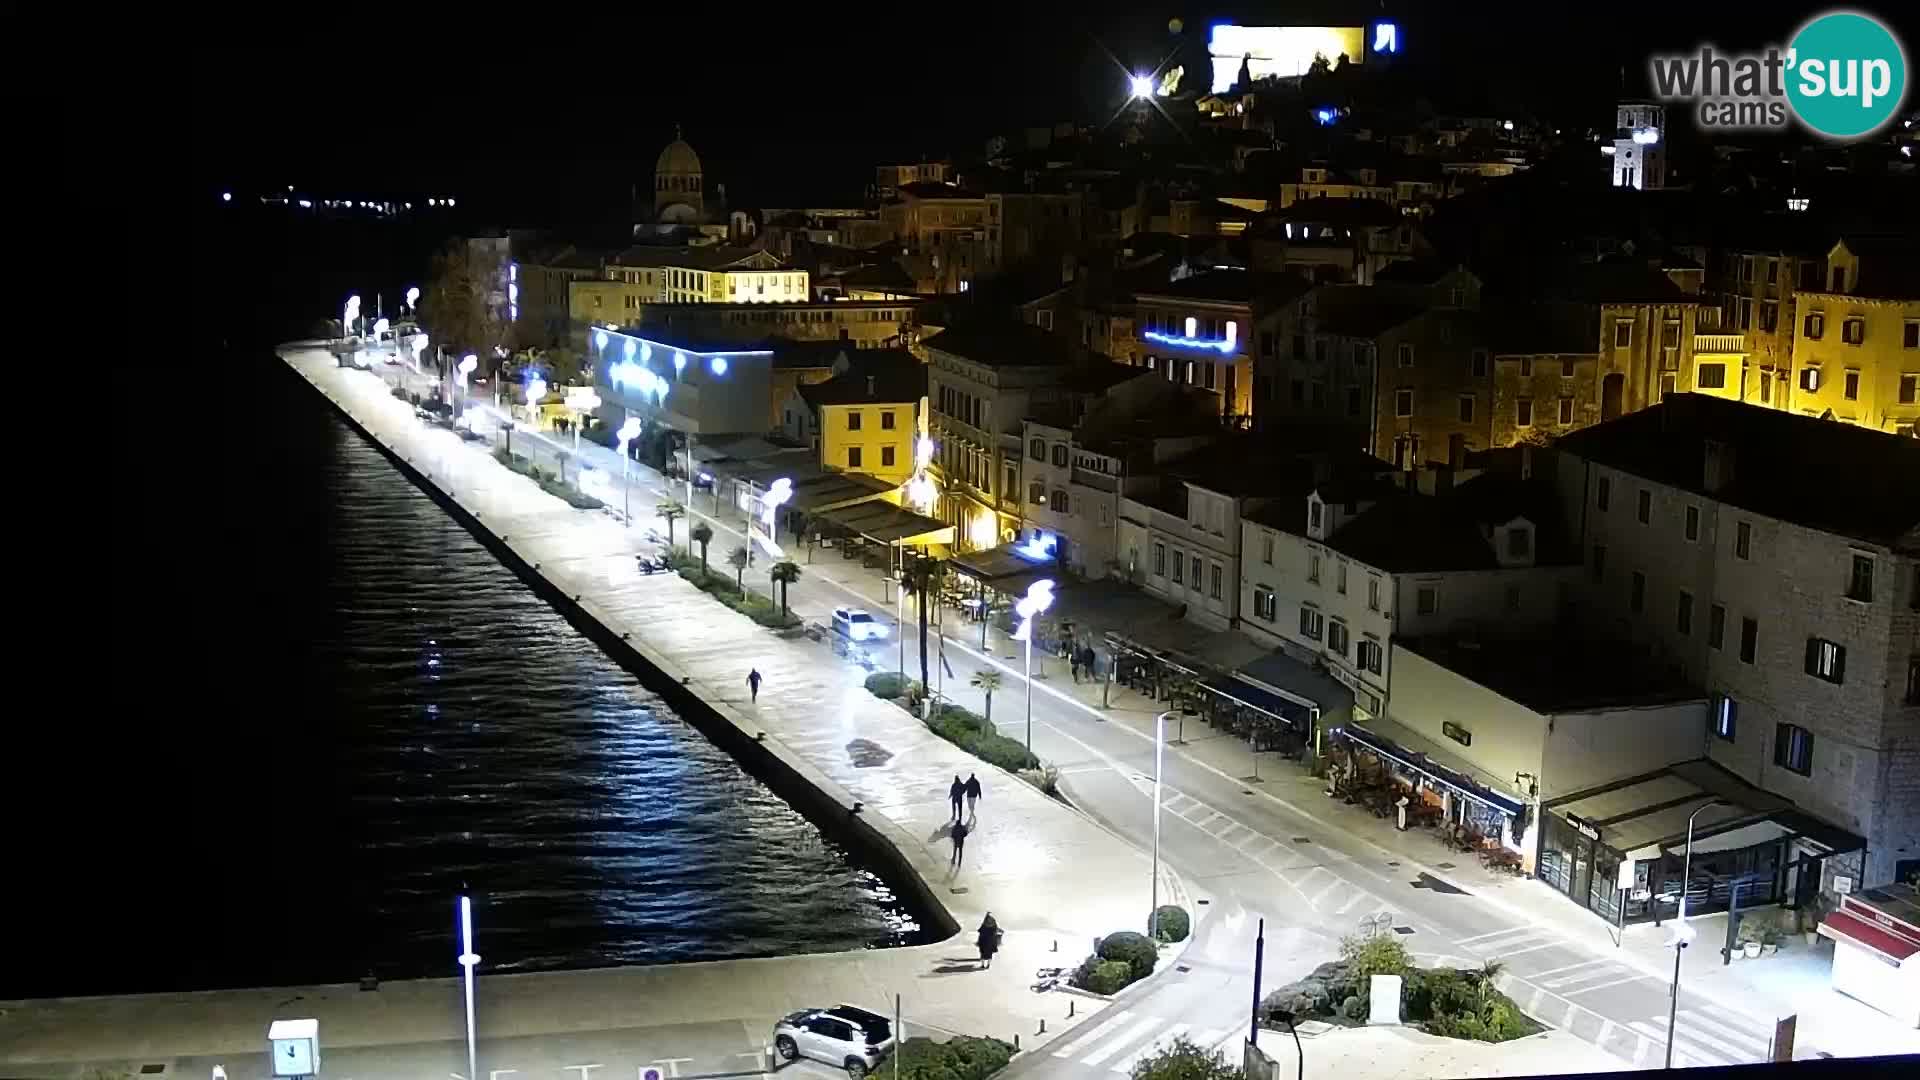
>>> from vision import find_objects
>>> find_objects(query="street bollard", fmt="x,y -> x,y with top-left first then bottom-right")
1068,1000 -> 1076,1018
1038,1019 -> 1046,1034
1014,1035 -> 1021,1052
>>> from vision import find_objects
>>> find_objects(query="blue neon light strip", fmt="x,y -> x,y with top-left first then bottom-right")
1143,330 -> 1236,353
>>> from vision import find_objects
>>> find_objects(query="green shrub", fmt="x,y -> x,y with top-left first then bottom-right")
865,672 -> 922,700
877,1036 -> 1015,1080
927,704 -> 1038,772
662,554 -> 799,629
1099,930 -> 1160,982
1127,1035 -> 1241,1080
489,447 -> 604,509
1151,905 -> 1191,943
390,385 -> 409,400
1020,764 -> 1062,798
1338,932 -> 1412,983
1080,959 -> 1135,996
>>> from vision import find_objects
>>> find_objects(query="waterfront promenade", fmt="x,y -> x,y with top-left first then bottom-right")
0,349 -> 1176,1068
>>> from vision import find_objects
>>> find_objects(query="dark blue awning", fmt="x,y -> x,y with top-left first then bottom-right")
1198,673 -> 1310,729
1338,722 -> 1525,817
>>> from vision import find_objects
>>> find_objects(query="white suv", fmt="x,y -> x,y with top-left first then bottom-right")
772,1005 -> 895,1079
833,607 -> 888,642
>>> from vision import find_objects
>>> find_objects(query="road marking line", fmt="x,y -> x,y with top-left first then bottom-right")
1215,822 -> 1246,843
1308,876 -> 1347,907
1483,940 -> 1563,960
1527,958 -> 1611,981
1198,811 -> 1227,831
1454,925 -> 1534,946
1054,1010 -> 1136,1058
1627,1020 -> 1735,1066
1334,889 -> 1369,915
1082,1016 -> 1167,1067
1236,834 -> 1277,857
1676,1010 -> 1772,1056
1109,1023 -> 1192,1073
1632,1031 -> 1653,1066
1687,1002 -> 1777,1042
1560,974 -> 1652,996
1595,1019 -> 1618,1051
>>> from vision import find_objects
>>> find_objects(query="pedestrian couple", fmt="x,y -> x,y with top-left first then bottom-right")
948,774 -> 981,870
1067,644 -> 1097,683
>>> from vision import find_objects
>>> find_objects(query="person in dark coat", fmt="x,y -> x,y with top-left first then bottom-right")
747,668 -> 762,702
964,773 -> 982,819
949,819 -> 969,869
949,775 -> 965,820
976,912 -> 1002,967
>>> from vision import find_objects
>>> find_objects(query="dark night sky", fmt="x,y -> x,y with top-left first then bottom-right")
191,3 -> 1905,225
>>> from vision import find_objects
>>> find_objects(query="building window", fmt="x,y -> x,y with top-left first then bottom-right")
1801,367 -> 1821,392
1804,312 -> 1825,340
1590,543 -> 1606,583
1298,606 -> 1324,641
847,411 -> 863,431
880,411 -> 896,430
1740,616 -> 1759,664
1663,321 -> 1681,349
1907,656 -> 1920,704
1630,570 -> 1646,613
1708,603 -> 1726,649
1561,357 -> 1576,377
1367,577 -> 1381,611
1773,723 -> 1814,776
1153,543 -> 1166,576
1516,398 -> 1533,426
1558,396 -> 1574,424
1209,563 -> 1223,599
1635,489 -> 1651,525
1842,318 -> 1865,345
1253,586 -> 1277,621
1458,395 -> 1475,423
1308,553 -> 1322,583
1471,350 -> 1489,377
1005,463 -> 1017,495
1712,696 -> 1737,742
1906,320 -> 1920,349
881,445 -> 896,468
1844,370 -> 1860,400
1614,320 -> 1633,348
1336,562 -> 1348,594
1327,620 -> 1350,656
1416,586 -> 1438,615
848,446 -> 863,468
1761,371 -> 1773,403
1677,590 -> 1694,635
1191,554 -> 1202,587
1847,555 -> 1874,602
1805,637 -> 1847,684
1520,357 -> 1534,377
1397,343 -> 1414,367
1262,533 -> 1275,565
1901,374 -> 1919,404
1697,363 -> 1727,389
1597,475 -> 1611,510
1171,549 -> 1184,584
1358,639 -> 1383,675
1685,505 -> 1700,541
1029,438 -> 1045,460
1394,388 -> 1414,417
1505,583 -> 1522,611
1029,481 -> 1045,505
1051,489 -> 1069,513
1735,521 -> 1752,559
1052,444 -> 1069,467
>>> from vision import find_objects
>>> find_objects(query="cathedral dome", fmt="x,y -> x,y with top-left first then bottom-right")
656,137 -> 702,178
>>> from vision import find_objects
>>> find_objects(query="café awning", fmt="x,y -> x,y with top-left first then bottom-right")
813,499 -> 953,546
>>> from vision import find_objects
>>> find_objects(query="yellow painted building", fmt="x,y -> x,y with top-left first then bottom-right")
801,355 -> 929,486
1788,238 -> 1920,437
569,246 -> 809,325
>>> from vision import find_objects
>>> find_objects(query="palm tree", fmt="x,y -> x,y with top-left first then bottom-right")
727,545 -> 749,590
900,552 -> 944,691
971,668 -> 1003,725
690,522 -> 714,575
656,499 -> 685,551
769,561 -> 802,616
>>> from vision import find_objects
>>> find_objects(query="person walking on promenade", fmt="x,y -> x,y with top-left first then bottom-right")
1069,649 -> 1081,682
964,773 -> 982,819
949,775 -> 965,820
747,668 -> 762,703
976,912 -> 1002,968
949,819 -> 969,869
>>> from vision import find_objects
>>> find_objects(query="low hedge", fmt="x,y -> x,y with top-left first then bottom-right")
658,549 -> 800,629
493,447 -> 604,510
878,1036 -> 1016,1080
1074,959 -> 1135,996
865,672 -> 922,700
927,703 -> 1039,773
1070,930 -> 1161,995
1151,905 -> 1191,943
1098,931 -> 1159,981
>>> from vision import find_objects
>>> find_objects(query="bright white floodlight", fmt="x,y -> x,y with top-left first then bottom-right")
1130,74 -> 1155,98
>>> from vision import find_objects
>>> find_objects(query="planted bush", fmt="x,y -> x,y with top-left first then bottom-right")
877,1036 -> 1015,1080
1099,931 -> 1160,982
1151,905 -> 1191,943
1072,958 -> 1135,996
927,704 -> 1038,772
864,672 -> 921,700
491,447 -> 604,509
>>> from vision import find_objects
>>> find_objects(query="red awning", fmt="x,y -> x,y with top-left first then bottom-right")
1819,911 -> 1920,963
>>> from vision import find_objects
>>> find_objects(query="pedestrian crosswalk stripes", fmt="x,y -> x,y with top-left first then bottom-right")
1053,1010 -> 1136,1058
1107,1022 -> 1191,1074
1081,1016 -> 1167,1067
1622,1008 -> 1775,1069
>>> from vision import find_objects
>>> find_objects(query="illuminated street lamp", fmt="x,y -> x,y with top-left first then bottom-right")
343,294 -> 361,339
1129,73 -> 1155,99
1664,799 -> 1728,1069
456,354 -> 478,419
904,436 -> 938,513
756,477 -> 794,559
616,416 -> 643,524
525,375 -> 547,428
456,894 -> 481,1080
405,286 -> 420,314
1011,579 -> 1056,752
409,332 -> 429,373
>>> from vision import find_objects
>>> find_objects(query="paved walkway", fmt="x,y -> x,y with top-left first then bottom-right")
0,352 -> 1180,1067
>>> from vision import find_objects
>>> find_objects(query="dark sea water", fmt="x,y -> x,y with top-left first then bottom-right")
24,210 -> 924,1000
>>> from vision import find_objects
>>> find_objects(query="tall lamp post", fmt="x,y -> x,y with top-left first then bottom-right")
405,286 -> 419,316
1664,798 -> 1727,1069
456,894 -> 481,1080
343,294 -> 361,339
1011,579 -> 1056,752
616,417 -> 642,525
456,354 -> 478,421
1148,707 -> 1193,940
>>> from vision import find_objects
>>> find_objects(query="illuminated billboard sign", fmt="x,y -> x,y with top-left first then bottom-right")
1208,24 -> 1365,92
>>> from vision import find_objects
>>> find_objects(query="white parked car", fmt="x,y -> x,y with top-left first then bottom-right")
833,606 -> 888,642
772,1005 -> 895,1079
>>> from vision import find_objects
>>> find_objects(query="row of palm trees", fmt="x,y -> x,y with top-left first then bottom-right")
653,498 -> 802,615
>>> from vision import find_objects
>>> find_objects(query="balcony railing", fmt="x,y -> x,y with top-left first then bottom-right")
1694,334 -> 1745,353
